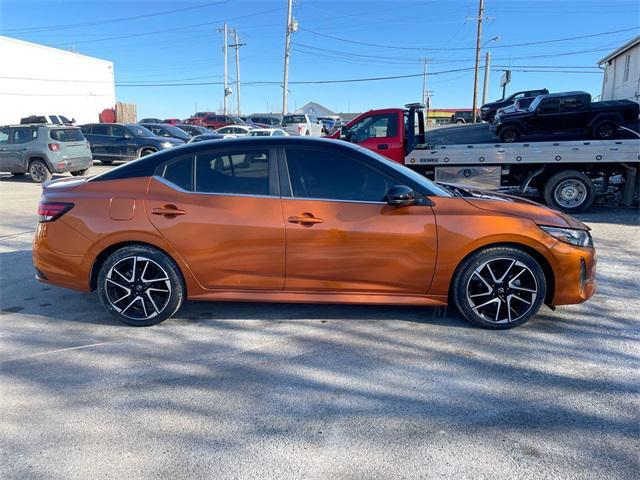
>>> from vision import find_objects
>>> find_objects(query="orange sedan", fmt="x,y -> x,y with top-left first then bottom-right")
33,137 -> 596,328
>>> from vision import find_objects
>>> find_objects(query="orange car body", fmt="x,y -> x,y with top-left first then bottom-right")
33,139 -> 596,314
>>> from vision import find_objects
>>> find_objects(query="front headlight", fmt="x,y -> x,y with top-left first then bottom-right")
540,226 -> 593,248
161,141 -> 174,149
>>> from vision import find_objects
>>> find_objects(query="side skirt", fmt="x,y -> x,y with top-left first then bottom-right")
188,289 -> 448,306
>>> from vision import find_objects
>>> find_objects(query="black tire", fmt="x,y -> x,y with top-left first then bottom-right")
140,148 -> 156,157
455,119 -> 465,124
499,126 -> 520,143
71,168 -> 90,176
100,160 -> 113,165
592,120 -> 616,140
97,245 -> 185,326
452,247 -> 547,329
28,159 -> 52,183
543,170 -> 595,213
305,130 -> 311,136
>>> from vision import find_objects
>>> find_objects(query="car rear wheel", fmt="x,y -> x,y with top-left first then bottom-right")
499,126 -> 520,143
97,245 -> 185,326
543,170 -> 595,212
452,247 -> 547,329
71,169 -> 90,176
28,159 -> 52,183
592,120 -> 616,140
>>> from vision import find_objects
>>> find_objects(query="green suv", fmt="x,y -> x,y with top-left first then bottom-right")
0,124 -> 93,183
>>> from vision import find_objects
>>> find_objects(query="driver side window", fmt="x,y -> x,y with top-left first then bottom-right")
285,148 -> 397,202
347,114 -> 398,142
111,125 -> 126,137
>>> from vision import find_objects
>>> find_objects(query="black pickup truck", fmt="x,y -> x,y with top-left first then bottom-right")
480,88 -> 549,123
491,91 -> 640,143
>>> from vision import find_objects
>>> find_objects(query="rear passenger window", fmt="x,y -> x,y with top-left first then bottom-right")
92,125 -> 110,135
195,150 -> 269,196
562,96 -> 584,112
159,156 -> 193,191
12,127 -> 37,144
538,99 -> 561,114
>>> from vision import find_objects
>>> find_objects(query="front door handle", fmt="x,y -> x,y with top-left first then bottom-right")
151,205 -> 186,217
288,213 -> 323,225
377,144 -> 389,150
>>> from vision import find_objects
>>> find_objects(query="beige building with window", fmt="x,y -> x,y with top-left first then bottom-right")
598,35 -> 640,103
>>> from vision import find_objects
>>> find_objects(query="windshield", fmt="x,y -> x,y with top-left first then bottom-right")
127,125 -> 155,137
50,128 -> 85,142
349,143 -> 452,197
163,125 -> 189,137
282,115 -> 306,124
230,116 -> 245,124
527,95 -> 545,111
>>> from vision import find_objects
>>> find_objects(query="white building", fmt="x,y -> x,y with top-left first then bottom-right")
598,35 -> 640,103
0,36 -> 116,125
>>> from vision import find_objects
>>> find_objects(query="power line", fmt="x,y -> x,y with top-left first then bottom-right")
298,26 -> 639,51
51,7 -> 285,47
0,1 -> 228,34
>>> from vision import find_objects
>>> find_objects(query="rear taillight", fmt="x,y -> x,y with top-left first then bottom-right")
86,141 -> 91,149
48,143 -> 60,152
298,125 -> 304,134
38,201 -> 74,222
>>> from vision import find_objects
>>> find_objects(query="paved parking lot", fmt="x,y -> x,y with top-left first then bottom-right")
1,165 -> 639,479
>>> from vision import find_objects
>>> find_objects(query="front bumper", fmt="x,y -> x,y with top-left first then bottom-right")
549,241 -> 596,306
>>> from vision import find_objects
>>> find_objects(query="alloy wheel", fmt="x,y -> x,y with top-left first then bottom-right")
105,256 -> 172,321
29,162 -> 48,182
553,179 -> 587,209
466,257 -> 538,324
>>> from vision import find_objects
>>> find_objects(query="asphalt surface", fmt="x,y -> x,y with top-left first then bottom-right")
1,165 -> 639,479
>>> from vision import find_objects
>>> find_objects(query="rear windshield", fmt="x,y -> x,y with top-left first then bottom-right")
50,128 -> 85,142
282,115 -> 306,124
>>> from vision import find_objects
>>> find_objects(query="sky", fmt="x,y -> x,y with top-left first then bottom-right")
1,0 -> 638,119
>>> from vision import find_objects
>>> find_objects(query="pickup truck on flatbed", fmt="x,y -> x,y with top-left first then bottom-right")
329,103 -> 640,212
491,91 -> 640,143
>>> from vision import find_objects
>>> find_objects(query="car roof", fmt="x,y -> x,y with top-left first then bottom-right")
140,122 -> 169,127
2,124 -> 76,128
538,91 -> 589,98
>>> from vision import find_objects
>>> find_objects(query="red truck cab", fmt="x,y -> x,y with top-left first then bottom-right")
328,104 -> 425,164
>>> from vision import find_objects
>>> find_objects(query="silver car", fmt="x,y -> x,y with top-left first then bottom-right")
0,124 -> 93,183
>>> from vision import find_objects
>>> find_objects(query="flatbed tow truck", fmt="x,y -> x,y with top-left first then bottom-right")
329,103 -> 640,212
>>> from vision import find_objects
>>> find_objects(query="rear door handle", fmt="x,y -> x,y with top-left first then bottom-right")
288,214 -> 323,225
377,144 -> 389,150
151,205 -> 186,217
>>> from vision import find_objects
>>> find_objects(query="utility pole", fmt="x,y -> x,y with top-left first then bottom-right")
422,57 -> 432,124
481,51 -> 491,106
282,0 -> 294,115
229,29 -> 245,116
470,0 -> 484,124
217,23 -> 230,115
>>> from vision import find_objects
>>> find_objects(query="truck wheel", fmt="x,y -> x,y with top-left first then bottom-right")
592,120 -> 616,140
455,119 -> 465,124
543,170 -> 595,212
140,148 -> 156,157
499,126 -> 520,143
28,159 -> 52,183
305,131 -> 310,136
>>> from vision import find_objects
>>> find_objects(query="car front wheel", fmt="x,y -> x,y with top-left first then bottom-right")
97,245 -> 185,326
452,247 -> 547,329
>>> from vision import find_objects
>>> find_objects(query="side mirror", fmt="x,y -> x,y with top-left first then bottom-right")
385,185 -> 416,206
340,126 -> 350,141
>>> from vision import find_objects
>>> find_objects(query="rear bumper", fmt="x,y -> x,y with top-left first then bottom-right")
549,242 -> 596,306
52,155 -> 93,173
32,221 -> 92,292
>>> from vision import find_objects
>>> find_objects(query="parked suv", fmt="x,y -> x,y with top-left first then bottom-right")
184,112 -> 215,126
81,123 -> 184,165
481,89 -> 549,123
0,124 -> 92,182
